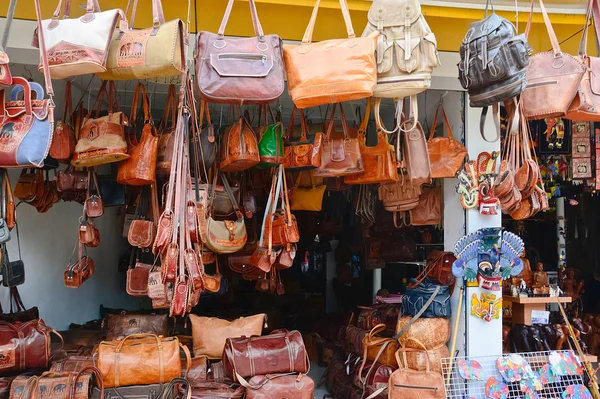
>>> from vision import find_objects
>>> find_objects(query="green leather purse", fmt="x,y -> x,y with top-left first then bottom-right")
257,122 -> 284,168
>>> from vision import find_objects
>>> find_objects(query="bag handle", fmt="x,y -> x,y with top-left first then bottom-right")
63,81 -> 73,125
130,83 -> 152,127
525,0 -> 562,56
325,104 -> 351,141
397,338 -> 432,373
115,334 -> 163,352
358,98 -> 371,136
393,285 -> 441,340
286,107 -> 310,141
159,84 -> 177,131
70,366 -> 104,399
125,0 -> 166,32
51,0 -> 100,20
217,0 -> 265,38
302,0 -> 355,43
428,103 -> 455,141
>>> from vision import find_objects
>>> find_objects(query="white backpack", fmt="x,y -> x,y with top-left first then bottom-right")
362,0 -> 440,99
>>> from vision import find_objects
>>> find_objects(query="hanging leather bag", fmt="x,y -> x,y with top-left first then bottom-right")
64,238 -> 95,288
128,186 -> 159,248
378,179 -> 421,212
521,0 -> 586,119
126,255 -> 152,297
72,81 -> 129,167
398,97 -> 432,185
290,172 -> 326,212
50,80 -> 76,162
96,334 -> 190,388
283,0 -> 378,108
97,0 -> 185,80
283,107 -> 322,170
220,117 -> 260,172
84,170 -> 104,218
387,348 -> 445,399
267,166 -> 300,247
189,101 -> 216,172
427,104 -> 467,178
345,99 -> 399,185
34,0 -> 126,79
156,85 -> 177,176
409,186 -> 442,226
56,167 -> 88,193
313,104 -> 364,178
196,0 -> 285,104
257,107 -> 284,167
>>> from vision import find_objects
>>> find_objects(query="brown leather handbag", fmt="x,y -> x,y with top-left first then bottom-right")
189,313 -> 265,359
84,170 -> 103,218
79,219 -> 100,248
388,349 -> 445,399
156,84 -> 177,176
223,330 -> 308,381
268,167 -> 299,247
15,169 -> 44,202
243,374 -> 315,399
0,319 -> 54,374
56,167 -> 88,193
345,99 -> 399,185
313,104 -> 364,178
427,104 -> 467,178
128,186 -> 159,249
126,257 -> 152,297
521,0 -> 586,119
64,241 -> 95,289
117,83 -> 158,186
409,186 -> 442,226
96,334 -> 190,388
220,117 -> 260,172
283,108 -> 322,170
410,251 -> 456,288
191,383 -> 245,399
283,0 -> 378,108
378,180 -> 421,212
104,314 -> 168,341
399,98 -> 432,185
49,80 -> 75,163
395,317 -> 450,350
196,0 -> 285,104
397,339 -> 449,375
361,324 -> 399,368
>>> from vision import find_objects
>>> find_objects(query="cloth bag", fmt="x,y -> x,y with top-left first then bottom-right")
283,0 -> 378,108
427,104 -> 467,178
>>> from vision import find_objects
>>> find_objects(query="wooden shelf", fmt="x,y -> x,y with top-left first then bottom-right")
503,296 -> 572,304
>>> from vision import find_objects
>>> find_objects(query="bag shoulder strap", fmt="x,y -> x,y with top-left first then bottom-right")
429,103 -> 455,141
524,0 -> 561,55
218,0 -> 264,37
393,285 -> 441,340
302,0 -> 355,43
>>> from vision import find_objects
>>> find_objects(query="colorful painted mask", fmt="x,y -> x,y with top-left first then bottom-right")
471,293 -> 502,322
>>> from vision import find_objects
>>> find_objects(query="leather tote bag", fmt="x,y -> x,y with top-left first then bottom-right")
117,83 -> 158,186
105,314 -> 168,341
399,97 -> 432,185
283,107 -> 323,170
427,104 -> 467,178
0,319 -> 54,374
313,104 -> 364,178
96,334 -> 190,388
72,81 -> 129,167
49,80 -> 75,162
34,0 -> 125,79
220,117 -> 260,172
395,317 -> 450,350
97,0 -> 185,80
397,339 -> 449,375
345,99 -> 399,185
223,330 -> 308,381
156,84 -> 177,176
388,350 -> 445,399
564,0 -> 600,121
0,78 -> 53,168
189,314 -> 265,359
196,0 -> 285,104
290,172 -> 326,212
283,0 -> 379,108
521,0 -> 586,119
409,186 -> 442,226
244,374 -> 314,399
360,324 -> 399,368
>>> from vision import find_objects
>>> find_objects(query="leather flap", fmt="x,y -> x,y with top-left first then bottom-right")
377,36 -> 394,73
292,144 -> 311,157
210,53 -> 274,78
590,57 -> 600,96
463,13 -> 507,43
367,0 -> 421,28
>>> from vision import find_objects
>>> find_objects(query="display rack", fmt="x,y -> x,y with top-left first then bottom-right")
441,350 -> 592,399
503,296 -> 571,325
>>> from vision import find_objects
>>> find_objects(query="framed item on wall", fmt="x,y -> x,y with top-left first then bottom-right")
534,118 -> 571,154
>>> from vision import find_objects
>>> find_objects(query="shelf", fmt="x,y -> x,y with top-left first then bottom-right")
503,296 -> 572,304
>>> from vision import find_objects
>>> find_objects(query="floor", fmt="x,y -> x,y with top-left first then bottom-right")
308,362 -> 328,398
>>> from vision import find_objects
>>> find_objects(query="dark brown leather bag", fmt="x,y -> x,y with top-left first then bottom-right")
0,319 -> 54,374
409,187 -> 442,226
64,241 -> 95,289
84,170 -> 103,218
345,325 -> 368,356
0,287 -> 39,323
283,108 -> 322,171
410,251 -> 456,289
195,0 -> 285,105
427,103 -> 467,178
191,382 -> 244,399
244,374 -> 314,399
104,314 -> 168,341
223,330 -> 308,381
14,169 -> 44,202
126,261 -> 152,297
187,356 -> 208,385
56,167 -> 88,193
220,117 -> 260,172
314,104 -> 364,178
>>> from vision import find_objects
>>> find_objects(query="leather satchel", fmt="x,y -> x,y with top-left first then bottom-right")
0,78 -> 54,168
0,318 -> 54,374
191,383 -> 244,399
64,242 -> 94,289
410,251 -> 456,288
397,339 -> 449,375
283,0 -> 378,108
56,167 -> 88,193
409,187 -> 442,226
387,350 -> 445,399
15,169 -> 44,203
402,280 -> 451,319
521,0 -> 586,119
72,81 -> 129,167
189,314 -> 265,359
156,84 -> 177,176
223,330 -> 308,381
104,314 -> 168,341
378,180 -> 421,213
97,0 -> 184,80
313,104 -> 364,177
84,170 -> 103,218
361,324 -> 399,368
193,180 -> 241,221
196,0 -> 285,104
399,98 -> 432,185
128,186 -> 159,249
79,219 -> 100,248
427,104 -> 467,178
126,260 -> 152,297
220,117 -> 260,172
244,374 -> 315,399
283,108 -> 322,170
50,81 -> 76,162
96,334 -> 190,388
117,83 -> 158,186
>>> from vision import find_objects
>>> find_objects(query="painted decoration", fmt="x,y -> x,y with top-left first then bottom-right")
456,152 -> 500,215
457,359 -> 484,380
497,354 -> 535,383
539,363 -> 561,385
549,351 -> 584,376
520,381 -> 541,399
485,376 -> 509,399
562,384 -> 593,399
471,293 -> 502,322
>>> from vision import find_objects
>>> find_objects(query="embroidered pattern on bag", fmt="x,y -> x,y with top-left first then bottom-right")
117,30 -> 151,68
0,343 -> 16,369
0,121 -> 23,153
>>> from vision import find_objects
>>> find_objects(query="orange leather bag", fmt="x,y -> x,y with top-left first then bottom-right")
345,99 -> 398,185
313,104 -> 364,178
117,83 -> 158,186
156,84 -> 177,176
220,117 -> 260,172
283,0 -> 378,108
427,104 -> 467,178
409,186 -> 442,226
283,108 -> 322,170
388,343 -> 445,399
49,80 -> 75,163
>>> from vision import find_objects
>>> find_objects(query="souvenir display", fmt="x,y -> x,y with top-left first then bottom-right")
571,122 -> 592,179
562,384 -> 593,399
457,359 -> 484,380
471,293 -> 502,322
485,376 -> 509,399
549,351 -> 584,376
456,152 -> 499,214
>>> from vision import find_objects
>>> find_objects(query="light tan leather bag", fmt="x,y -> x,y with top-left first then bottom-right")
521,0 -> 586,119
96,334 -> 190,388
97,0 -> 185,80
395,317 -> 450,350
397,338 -> 449,375
283,0 -> 378,108
388,348 -> 445,399
189,314 -> 265,359
427,104 -> 467,178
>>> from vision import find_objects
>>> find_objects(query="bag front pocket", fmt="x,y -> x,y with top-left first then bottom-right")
210,53 -> 274,78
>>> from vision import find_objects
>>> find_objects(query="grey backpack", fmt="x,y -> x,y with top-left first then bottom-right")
458,2 -> 531,126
